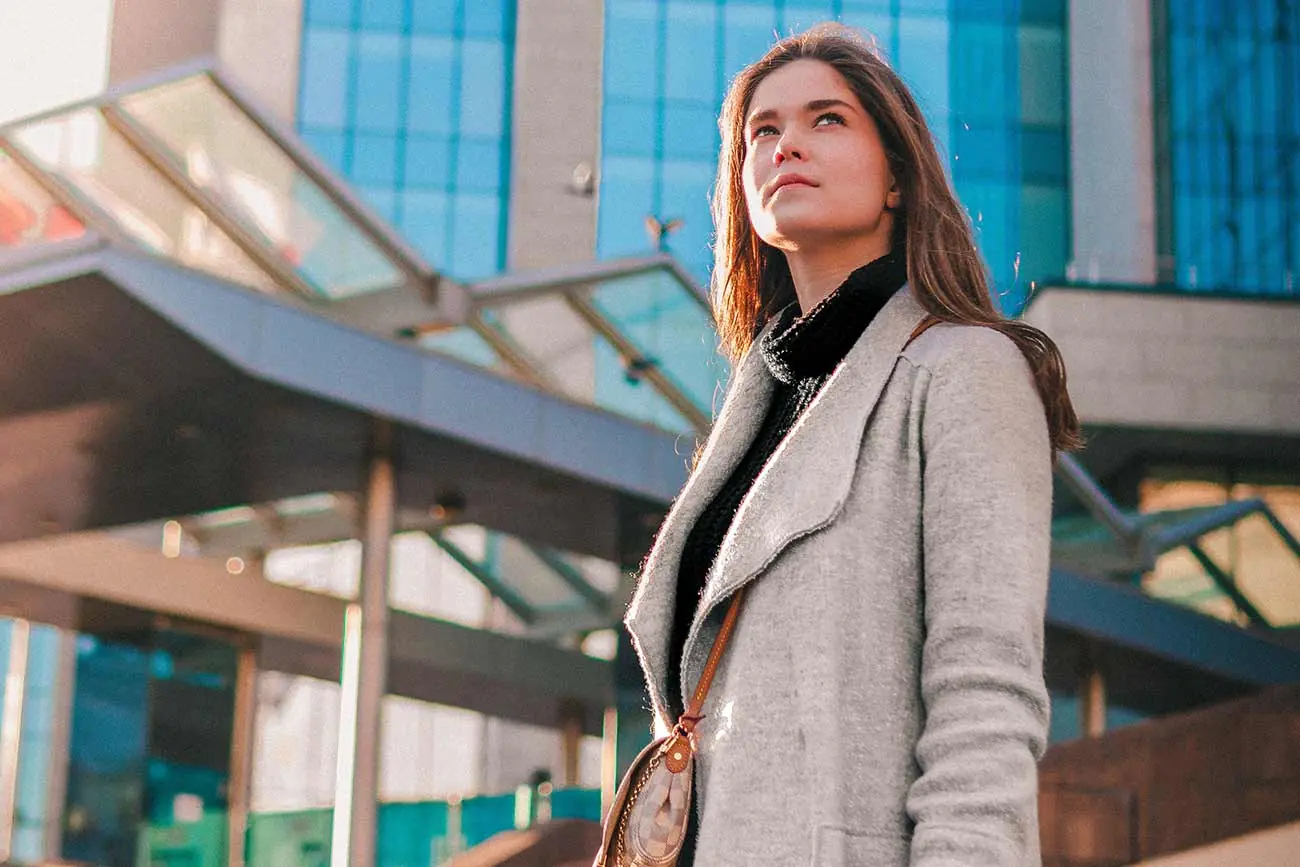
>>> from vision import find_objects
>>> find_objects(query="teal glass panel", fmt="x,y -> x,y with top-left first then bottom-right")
586,269 -> 721,417
299,0 -> 516,280
549,788 -> 602,821
1166,0 -> 1299,295
460,793 -> 516,848
246,809 -> 332,866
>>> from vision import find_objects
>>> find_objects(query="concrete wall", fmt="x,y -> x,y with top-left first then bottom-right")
1068,0 -> 1158,284
108,0 -> 302,125
499,0 -> 607,399
1023,288 -> 1300,435
108,0 -> 222,86
507,0 -> 603,270
217,0 -> 304,124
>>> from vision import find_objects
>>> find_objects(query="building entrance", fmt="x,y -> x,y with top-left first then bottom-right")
62,614 -> 246,867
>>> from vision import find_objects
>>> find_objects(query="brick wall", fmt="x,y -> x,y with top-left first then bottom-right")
1039,683 -> 1300,866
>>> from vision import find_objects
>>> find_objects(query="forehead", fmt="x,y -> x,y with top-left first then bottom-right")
748,59 -> 858,114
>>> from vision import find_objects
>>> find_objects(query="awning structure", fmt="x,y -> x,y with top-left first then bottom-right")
0,64 -> 720,643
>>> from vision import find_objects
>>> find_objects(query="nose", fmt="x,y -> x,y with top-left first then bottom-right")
773,132 -> 803,166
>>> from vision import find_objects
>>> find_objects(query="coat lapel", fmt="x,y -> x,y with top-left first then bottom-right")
623,326 -> 777,717
681,286 -> 928,678
626,284 -> 928,716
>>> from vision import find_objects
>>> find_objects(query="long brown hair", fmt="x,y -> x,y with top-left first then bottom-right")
711,23 -> 1083,454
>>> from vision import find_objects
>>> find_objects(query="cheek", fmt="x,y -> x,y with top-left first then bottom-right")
741,157 -> 765,212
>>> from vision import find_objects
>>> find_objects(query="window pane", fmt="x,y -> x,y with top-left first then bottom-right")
664,3 -> 717,103
456,139 -> 505,193
354,34 -> 405,133
352,133 -> 399,184
359,0 -> 404,31
407,36 -> 457,135
306,0 -> 354,28
404,135 -> 453,188
464,0 -> 509,38
459,41 -> 506,137
299,30 -> 352,130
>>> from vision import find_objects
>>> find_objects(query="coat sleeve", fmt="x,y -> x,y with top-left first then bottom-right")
906,328 -> 1053,866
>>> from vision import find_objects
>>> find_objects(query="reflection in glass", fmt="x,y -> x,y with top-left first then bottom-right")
0,149 -> 85,250
585,268 -> 721,417
118,76 -> 404,298
9,111 -> 276,292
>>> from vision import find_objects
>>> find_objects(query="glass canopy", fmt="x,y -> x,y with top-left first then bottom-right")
0,66 -> 436,304
419,256 -> 719,436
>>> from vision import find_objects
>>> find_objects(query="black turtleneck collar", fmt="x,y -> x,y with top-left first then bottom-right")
760,248 -> 908,384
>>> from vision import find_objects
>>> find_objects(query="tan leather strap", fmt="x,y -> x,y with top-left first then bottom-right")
675,587 -> 747,735
671,314 -> 941,737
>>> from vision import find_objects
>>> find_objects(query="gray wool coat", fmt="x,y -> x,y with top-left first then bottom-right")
624,285 -> 1053,866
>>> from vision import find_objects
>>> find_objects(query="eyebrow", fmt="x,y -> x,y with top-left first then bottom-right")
746,98 -> 856,129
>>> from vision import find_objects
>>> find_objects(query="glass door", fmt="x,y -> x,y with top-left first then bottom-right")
62,623 -> 241,867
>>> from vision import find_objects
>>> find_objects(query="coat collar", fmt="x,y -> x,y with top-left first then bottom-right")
625,285 -> 929,717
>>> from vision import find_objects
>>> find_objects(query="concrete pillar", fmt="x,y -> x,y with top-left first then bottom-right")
332,423 -> 395,867
1068,0 -> 1158,284
227,644 -> 258,867
1081,667 -> 1107,739
507,0 -> 603,270
500,0 -> 606,400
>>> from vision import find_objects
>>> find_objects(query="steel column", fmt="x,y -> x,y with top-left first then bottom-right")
331,422 -> 396,867
0,619 -> 29,862
227,643 -> 258,867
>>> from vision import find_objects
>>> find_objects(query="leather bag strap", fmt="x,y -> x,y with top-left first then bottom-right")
673,312 -> 943,735
677,587 -> 747,733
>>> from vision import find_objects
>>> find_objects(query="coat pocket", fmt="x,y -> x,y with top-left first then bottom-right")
811,823 -> 911,866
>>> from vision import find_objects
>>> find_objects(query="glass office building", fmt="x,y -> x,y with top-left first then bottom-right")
297,0 -> 516,279
599,0 -> 1070,314
1160,0 -> 1299,294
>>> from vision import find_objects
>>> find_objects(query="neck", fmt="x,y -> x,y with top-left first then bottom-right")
784,230 -> 894,314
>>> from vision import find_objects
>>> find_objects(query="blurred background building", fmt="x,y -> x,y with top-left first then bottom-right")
0,0 -> 1296,865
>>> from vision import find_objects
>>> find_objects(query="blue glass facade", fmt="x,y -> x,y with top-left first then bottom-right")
297,0 -> 515,279
599,0 -> 1070,316
1164,0 -> 1298,294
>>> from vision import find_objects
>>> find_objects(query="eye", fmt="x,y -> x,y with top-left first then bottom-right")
750,124 -> 779,142
814,112 -> 846,127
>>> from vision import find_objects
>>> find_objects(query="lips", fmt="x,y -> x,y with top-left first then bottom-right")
766,173 -> 817,202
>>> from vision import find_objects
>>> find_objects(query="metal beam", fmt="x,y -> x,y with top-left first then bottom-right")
1186,543 -> 1269,628
1055,454 -> 1142,543
524,543 -> 610,615
0,532 -> 612,728
468,253 -> 710,310
431,534 -> 537,626
1046,568 -> 1300,684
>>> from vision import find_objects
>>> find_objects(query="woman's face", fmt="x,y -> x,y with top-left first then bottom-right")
742,59 -> 898,252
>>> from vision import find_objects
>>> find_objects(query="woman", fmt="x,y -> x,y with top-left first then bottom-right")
623,23 -> 1082,867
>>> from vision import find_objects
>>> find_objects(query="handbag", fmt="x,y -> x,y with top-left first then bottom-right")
593,587 -> 747,867
594,312 -> 941,866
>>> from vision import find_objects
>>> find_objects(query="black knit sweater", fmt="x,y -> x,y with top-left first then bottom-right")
665,249 -> 909,720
